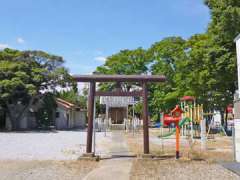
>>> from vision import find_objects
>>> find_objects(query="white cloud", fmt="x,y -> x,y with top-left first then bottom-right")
0,43 -> 9,50
16,37 -> 25,44
94,56 -> 106,62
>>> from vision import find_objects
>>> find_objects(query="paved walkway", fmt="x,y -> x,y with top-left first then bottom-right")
222,162 -> 240,176
84,131 -> 133,180
83,158 -> 132,180
108,131 -> 132,156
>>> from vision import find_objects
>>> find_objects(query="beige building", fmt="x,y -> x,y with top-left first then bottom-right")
55,98 -> 86,129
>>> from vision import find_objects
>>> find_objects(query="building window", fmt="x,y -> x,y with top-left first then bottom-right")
56,112 -> 60,118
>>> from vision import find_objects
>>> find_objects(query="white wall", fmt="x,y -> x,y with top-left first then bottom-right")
56,107 -> 68,129
236,36 -> 240,97
235,119 -> 240,162
73,111 -> 86,128
235,35 -> 240,162
56,107 -> 86,129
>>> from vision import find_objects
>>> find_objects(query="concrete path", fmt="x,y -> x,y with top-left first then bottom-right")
108,131 -> 131,156
84,131 -> 133,180
222,162 -> 240,176
83,158 -> 132,180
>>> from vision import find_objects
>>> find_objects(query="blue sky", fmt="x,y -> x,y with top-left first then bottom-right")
0,0 -> 210,74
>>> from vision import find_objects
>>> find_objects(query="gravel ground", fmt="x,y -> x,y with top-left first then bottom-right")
130,159 -> 239,180
0,130 -> 238,180
0,160 -> 98,180
0,130 -> 110,160
127,129 -> 238,179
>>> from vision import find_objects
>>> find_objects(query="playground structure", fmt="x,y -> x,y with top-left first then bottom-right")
160,96 -> 207,159
161,105 -> 183,159
180,96 -> 204,139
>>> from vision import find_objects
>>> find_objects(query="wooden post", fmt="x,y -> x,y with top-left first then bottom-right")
200,105 -> 206,150
86,81 -> 95,154
176,124 -> 180,159
190,105 -> 194,141
105,105 -> 110,127
142,82 -> 149,154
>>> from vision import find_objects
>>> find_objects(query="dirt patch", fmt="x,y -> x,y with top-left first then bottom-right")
130,159 -> 239,180
0,160 -> 98,180
125,129 -> 234,162
126,129 -> 236,179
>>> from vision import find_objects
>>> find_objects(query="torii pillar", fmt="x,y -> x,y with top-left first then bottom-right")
86,81 -> 95,154
142,82 -> 149,154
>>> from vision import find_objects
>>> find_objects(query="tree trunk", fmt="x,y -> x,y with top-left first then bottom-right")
5,95 -> 42,130
6,102 -> 32,130
225,108 -> 228,127
220,110 -> 225,127
6,109 -> 16,130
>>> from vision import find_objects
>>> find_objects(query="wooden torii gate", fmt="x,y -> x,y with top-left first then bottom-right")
73,75 -> 166,155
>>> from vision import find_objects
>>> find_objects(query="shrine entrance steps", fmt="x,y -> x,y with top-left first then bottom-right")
109,124 -> 125,130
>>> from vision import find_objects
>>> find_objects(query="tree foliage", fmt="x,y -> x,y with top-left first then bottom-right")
148,37 -> 188,114
0,48 -> 75,129
95,48 -> 150,91
94,1 -> 240,123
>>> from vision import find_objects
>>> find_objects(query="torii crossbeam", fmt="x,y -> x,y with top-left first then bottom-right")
73,75 -> 166,155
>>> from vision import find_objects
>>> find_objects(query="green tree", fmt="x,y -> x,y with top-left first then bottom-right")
94,48 -> 151,116
147,37 -> 188,119
0,48 -> 75,129
95,48 -> 150,91
36,92 -> 56,127
93,0 -> 240,124
203,0 -> 240,124
96,48 -> 149,75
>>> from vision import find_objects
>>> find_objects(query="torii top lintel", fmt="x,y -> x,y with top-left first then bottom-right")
73,74 -> 166,83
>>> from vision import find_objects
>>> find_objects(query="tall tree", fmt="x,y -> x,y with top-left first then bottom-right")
204,0 -> 240,123
0,48 -> 75,129
147,37 -> 188,118
93,0 -> 240,123
95,48 -> 150,91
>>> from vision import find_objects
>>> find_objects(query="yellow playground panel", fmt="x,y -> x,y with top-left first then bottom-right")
180,96 -> 203,124
182,104 -> 203,124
